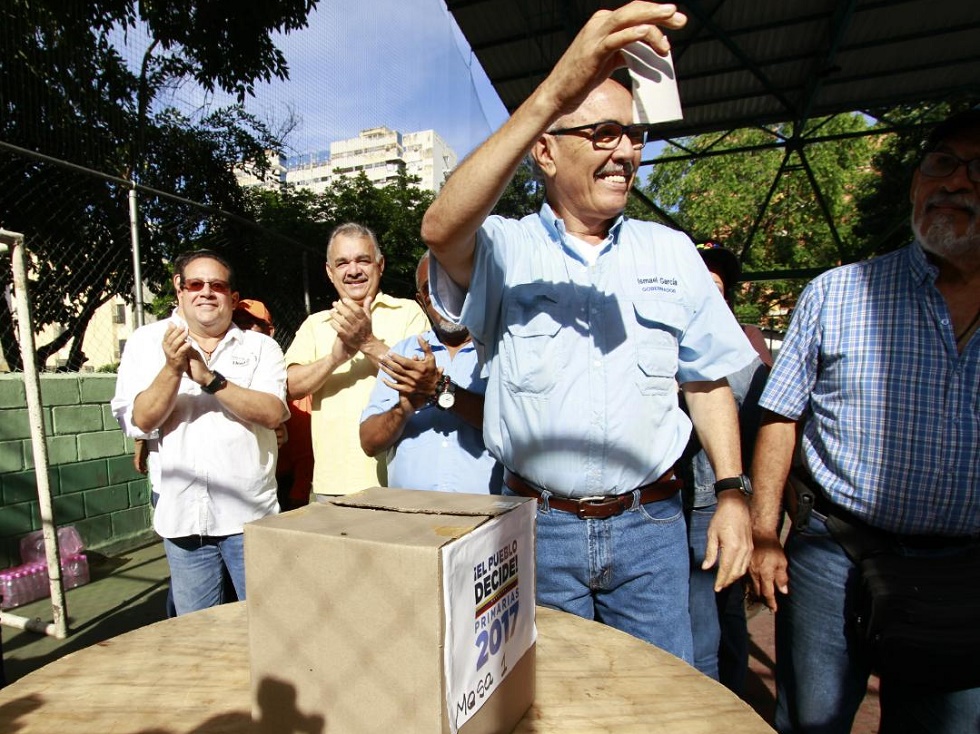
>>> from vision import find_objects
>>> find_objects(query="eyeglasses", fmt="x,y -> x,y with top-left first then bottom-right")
181,278 -> 231,294
546,121 -> 649,150
919,151 -> 980,184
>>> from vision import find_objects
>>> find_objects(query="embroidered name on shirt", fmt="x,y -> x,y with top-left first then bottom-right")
637,276 -> 678,294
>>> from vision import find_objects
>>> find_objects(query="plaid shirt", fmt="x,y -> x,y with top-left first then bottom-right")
761,242 -> 980,536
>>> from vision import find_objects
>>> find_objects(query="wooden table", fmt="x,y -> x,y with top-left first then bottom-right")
0,602 -> 772,733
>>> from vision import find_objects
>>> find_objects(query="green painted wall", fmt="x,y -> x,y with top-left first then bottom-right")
0,374 -> 154,569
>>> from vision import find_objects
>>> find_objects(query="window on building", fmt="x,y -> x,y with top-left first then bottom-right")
113,304 -> 126,324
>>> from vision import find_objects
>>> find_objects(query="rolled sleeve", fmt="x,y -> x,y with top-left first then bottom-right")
759,279 -> 824,420
111,326 -> 164,439
676,245 -> 757,383
245,333 -> 290,420
283,314 -> 321,367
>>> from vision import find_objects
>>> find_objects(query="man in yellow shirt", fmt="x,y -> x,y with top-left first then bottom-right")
285,223 -> 428,497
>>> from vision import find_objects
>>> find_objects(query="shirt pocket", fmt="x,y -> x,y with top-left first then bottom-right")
501,284 -> 565,396
632,298 -> 684,396
222,350 -> 259,388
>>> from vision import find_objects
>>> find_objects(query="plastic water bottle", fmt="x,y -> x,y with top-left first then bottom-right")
30,562 -> 49,601
6,569 -> 25,609
0,570 -> 18,610
62,557 -> 79,590
17,565 -> 38,605
22,564 -> 38,602
62,554 -> 90,590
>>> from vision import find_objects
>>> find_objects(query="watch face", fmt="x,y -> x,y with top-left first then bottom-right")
437,391 -> 455,409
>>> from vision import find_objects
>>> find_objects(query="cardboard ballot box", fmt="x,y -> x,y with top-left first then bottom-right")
245,487 -> 537,734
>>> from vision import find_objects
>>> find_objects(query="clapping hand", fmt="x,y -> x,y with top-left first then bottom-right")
379,337 -> 441,409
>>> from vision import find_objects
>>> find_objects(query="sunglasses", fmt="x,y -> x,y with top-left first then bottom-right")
546,121 -> 650,150
181,278 -> 232,294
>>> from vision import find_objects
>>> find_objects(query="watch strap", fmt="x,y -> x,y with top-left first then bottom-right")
201,371 -> 228,394
713,474 -> 752,497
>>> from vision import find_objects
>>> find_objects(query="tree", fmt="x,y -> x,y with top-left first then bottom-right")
492,158 -> 545,220
313,170 -> 435,300
0,0 -> 318,370
241,171 -> 436,347
636,114 -> 880,330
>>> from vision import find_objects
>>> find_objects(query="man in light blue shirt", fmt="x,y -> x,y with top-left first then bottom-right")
750,110 -> 980,732
421,3 -> 757,660
360,253 -> 502,494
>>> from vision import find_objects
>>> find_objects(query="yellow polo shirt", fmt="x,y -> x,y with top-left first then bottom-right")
284,293 -> 428,495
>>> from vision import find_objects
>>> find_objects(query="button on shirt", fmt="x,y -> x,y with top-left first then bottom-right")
429,203 -> 756,498
360,331 -> 502,494
760,242 -> 980,536
111,314 -> 288,538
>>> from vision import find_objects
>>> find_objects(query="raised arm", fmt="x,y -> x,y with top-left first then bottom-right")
183,346 -> 287,430
420,2 -> 686,289
132,324 -> 193,432
360,338 -> 441,456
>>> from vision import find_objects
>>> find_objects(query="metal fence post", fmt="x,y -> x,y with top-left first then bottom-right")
128,186 -> 145,329
0,228 -> 68,639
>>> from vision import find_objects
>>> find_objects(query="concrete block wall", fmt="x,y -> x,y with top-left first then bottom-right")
0,374 -> 154,569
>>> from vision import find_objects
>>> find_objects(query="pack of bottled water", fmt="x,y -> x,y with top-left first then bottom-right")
0,526 -> 90,610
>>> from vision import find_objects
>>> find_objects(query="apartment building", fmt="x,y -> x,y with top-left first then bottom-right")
274,127 -> 457,195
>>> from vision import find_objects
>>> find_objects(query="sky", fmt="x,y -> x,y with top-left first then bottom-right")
132,0 -> 511,163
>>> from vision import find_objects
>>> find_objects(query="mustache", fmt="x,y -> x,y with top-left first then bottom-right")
596,162 -> 635,178
927,192 -> 979,215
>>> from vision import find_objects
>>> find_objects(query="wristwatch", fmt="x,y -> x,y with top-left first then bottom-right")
201,371 -> 228,394
713,474 -> 753,498
434,375 -> 456,410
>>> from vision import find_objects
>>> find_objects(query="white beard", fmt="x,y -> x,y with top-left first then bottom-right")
913,212 -> 980,260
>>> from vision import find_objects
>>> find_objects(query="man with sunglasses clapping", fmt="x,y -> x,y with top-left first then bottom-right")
112,250 -> 289,615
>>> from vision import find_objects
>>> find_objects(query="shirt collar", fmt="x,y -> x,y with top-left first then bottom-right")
908,239 -> 939,286
169,307 -> 240,346
371,291 -> 397,310
537,202 -> 624,259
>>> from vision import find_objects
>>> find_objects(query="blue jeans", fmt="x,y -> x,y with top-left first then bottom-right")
164,534 -> 246,616
505,486 -> 694,663
687,505 -> 748,692
776,512 -> 980,733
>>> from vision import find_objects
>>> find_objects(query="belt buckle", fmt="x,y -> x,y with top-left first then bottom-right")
575,495 -> 619,519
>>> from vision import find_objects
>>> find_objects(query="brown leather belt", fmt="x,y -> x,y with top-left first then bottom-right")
504,470 -> 682,520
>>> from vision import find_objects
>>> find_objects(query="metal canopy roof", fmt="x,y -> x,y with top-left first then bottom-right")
447,0 -> 980,140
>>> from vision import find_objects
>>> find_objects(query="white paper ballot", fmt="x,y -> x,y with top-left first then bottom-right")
622,42 -> 683,125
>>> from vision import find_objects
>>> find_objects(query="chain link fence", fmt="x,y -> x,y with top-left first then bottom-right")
0,141 -> 331,374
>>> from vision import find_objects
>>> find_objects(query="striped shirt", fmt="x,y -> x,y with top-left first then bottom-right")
760,242 -> 980,536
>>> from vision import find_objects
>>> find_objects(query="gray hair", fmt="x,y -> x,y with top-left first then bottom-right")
327,222 -> 383,263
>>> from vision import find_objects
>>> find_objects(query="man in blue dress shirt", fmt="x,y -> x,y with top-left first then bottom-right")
750,109 -> 980,732
360,252 -> 502,494
420,3 -> 757,660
